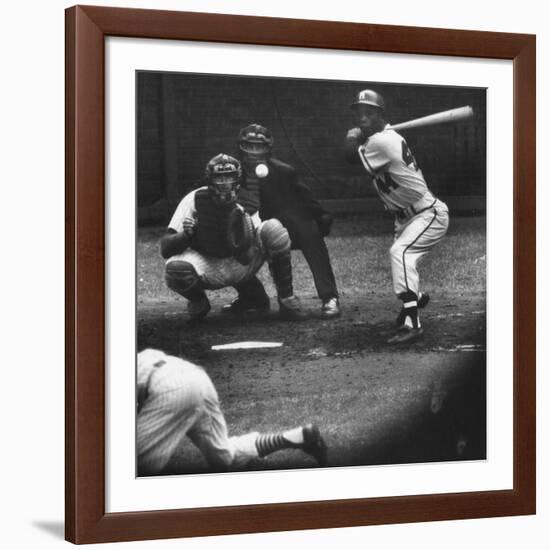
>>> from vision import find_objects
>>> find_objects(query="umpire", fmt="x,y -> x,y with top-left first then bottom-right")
224,123 -> 341,319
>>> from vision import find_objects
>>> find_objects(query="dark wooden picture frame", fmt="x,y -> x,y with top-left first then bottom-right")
65,4 -> 536,544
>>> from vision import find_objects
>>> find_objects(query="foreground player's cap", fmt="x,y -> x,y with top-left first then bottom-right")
350,89 -> 385,111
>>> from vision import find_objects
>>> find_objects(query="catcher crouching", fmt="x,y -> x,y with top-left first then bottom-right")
160,153 -> 307,321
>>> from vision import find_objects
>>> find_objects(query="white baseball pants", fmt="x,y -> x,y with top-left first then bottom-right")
165,228 -> 267,290
390,199 -> 449,297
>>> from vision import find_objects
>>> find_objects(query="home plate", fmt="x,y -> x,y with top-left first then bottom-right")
211,341 -> 283,351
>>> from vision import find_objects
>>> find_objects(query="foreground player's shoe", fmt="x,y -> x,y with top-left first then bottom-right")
187,294 -> 211,320
321,297 -> 341,319
387,325 -> 424,344
301,424 -> 328,466
221,296 -> 270,315
278,295 -> 308,321
395,292 -> 430,326
255,423 -> 328,466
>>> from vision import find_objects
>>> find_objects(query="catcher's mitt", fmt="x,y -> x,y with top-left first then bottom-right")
227,206 -> 255,265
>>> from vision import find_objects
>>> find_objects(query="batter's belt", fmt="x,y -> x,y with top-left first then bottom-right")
395,194 -> 438,222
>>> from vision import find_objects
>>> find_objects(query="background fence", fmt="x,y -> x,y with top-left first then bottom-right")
137,72 -> 486,223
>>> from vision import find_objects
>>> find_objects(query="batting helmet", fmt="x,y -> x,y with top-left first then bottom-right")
350,89 -> 385,111
204,153 -> 242,205
238,123 -> 274,157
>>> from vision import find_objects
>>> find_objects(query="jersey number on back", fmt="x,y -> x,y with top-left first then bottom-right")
376,140 -> 420,195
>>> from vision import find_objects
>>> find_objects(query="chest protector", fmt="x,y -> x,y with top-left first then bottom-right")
237,175 -> 261,214
194,189 -> 233,258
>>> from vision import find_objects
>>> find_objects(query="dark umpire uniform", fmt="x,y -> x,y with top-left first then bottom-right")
229,126 -> 341,319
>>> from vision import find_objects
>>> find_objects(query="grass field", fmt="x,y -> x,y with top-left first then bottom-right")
137,214 -> 486,305
137,214 -> 487,474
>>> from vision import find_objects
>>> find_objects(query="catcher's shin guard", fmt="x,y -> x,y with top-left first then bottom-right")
259,219 -> 291,259
165,261 -> 204,301
260,219 -> 294,299
269,254 -> 294,300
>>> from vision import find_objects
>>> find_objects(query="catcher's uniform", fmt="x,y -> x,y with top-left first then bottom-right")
167,187 -> 267,289
356,125 -> 449,297
137,349 -> 260,474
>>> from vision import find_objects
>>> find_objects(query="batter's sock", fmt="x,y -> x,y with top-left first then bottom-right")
397,291 -> 421,329
255,428 -> 304,457
402,302 -> 421,329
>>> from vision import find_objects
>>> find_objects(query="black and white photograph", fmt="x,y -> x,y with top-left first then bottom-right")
136,71 -> 487,477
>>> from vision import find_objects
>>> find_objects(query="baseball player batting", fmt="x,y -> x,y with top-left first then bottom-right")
160,153 -> 307,321
345,89 -> 450,344
137,348 -> 327,474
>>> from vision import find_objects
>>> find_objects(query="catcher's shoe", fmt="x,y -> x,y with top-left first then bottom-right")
221,296 -> 270,316
301,424 -> 328,467
395,292 -> 430,326
321,297 -> 341,319
187,295 -> 211,320
278,295 -> 308,321
387,325 -> 424,345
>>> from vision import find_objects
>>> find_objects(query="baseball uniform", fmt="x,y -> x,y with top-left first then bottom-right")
161,153 -> 307,321
137,349 -> 259,474
356,125 -> 449,299
166,187 -> 266,289
137,349 -> 327,475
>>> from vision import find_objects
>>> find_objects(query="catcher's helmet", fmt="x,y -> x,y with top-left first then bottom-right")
204,153 -> 242,205
238,123 -> 274,157
350,89 -> 385,111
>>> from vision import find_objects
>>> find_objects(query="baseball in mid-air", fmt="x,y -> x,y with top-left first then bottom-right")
255,163 -> 269,178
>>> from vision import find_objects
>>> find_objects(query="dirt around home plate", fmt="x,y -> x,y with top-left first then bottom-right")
138,291 -> 486,475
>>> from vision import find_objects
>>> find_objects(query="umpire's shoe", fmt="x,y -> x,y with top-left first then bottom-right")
321,297 -> 341,319
395,292 -> 430,326
221,296 -> 270,316
187,294 -> 211,320
301,424 -> 328,467
278,295 -> 308,321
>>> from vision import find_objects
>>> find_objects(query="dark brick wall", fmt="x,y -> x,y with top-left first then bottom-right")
137,72 -> 486,210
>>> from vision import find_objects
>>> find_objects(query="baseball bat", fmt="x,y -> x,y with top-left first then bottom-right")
388,106 -> 474,131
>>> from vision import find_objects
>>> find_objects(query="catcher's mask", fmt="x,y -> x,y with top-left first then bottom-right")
239,123 -> 274,162
205,153 -> 242,205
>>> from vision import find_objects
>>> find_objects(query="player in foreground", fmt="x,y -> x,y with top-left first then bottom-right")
345,90 -> 450,344
160,153 -> 306,321
137,349 -> 328,475
222,123 -> 341,319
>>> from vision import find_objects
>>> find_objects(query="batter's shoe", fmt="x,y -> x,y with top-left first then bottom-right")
301,424 -> 328,467
387,325 -> 424,345
395,292 -> 430,326
321,297 -> 341,319
187,294 -> 211,320
221,296 -> 270,316
278,295 -> 308,321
